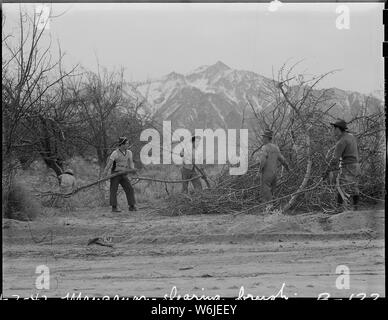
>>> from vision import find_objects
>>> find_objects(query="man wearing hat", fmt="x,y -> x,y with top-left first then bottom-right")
256,129 -> 290,204
103,136 -> 137,212
323,119 -> 361,212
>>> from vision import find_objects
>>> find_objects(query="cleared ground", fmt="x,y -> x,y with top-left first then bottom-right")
2,205 -> 385,298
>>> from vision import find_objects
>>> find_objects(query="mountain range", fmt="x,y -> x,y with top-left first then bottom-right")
122,61 -> 383,132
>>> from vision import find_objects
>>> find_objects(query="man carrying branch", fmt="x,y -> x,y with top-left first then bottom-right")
103,136 -> 137,212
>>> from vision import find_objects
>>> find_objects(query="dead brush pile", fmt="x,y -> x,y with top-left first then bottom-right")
159,60 -> 385,216
2,180 -> 42,221
160,162 -> 335,216
160,123 -> 385,216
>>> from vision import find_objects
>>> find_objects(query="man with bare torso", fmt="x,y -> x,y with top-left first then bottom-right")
256,129 -> 290,204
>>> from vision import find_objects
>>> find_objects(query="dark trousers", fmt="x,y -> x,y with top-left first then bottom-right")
336,163 -> 361,209
260,173 -> 277,203
110,174 -> 135,207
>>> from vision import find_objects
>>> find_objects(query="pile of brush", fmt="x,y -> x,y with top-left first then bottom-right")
160,156 -> 334,216
2,180 -> 42,221
159,144 -> 384,216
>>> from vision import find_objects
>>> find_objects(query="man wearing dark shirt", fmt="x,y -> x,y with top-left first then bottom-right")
324,119 -> 361,212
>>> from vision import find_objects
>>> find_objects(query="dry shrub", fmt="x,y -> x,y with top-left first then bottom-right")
2,180 -> 42,221
159,124 -> 385,216
158,75 -> 385,216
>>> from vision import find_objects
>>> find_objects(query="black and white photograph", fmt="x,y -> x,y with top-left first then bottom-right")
2,0 -> 385,305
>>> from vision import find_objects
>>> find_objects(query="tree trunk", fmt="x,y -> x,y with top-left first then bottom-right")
42,158 -> 63,177
39,117 -> 64,178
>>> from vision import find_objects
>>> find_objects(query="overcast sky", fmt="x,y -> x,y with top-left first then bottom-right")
2,2 -> 384,94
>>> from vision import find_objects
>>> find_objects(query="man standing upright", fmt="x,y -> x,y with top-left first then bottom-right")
56,168 -> 76,208
181,135 -> 203,194
256,129 -> 290,204
59,168 -> 76,194
323,119 -> 361,212
103,136 -> 137,212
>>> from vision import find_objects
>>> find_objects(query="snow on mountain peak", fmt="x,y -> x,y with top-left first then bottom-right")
129,62 -> 381,132
214,60 -> 231,70
201,61 -> 231,75
163,71 -> 185,81
369,89 -> 384,101
188,61 -> 231,76
190,64 -> 210,74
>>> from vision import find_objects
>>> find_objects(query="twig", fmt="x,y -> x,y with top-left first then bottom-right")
232,178 -> 325,216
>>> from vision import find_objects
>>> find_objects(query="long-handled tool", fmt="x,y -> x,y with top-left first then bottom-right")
335,174 -> 350,204
193,164 -> 211,188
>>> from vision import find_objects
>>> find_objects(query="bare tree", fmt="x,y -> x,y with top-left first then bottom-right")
245,61 -> 341,211
70,66 -> 152,169
2,7 -> 77,177
70,67 -> 125,168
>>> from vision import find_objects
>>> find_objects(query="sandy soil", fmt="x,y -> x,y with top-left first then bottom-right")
2,205 -> 385,298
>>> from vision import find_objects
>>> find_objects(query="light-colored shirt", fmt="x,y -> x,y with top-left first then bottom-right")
109,149 -> 133,172
59,173 -> 76,193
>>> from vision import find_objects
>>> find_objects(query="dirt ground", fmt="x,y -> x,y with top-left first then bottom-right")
2,204 -> 385,299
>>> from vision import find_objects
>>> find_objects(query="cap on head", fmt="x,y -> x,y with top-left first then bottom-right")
64,168 -> 74,175
118,136 -> 128,146
261,129 -> 273,139
330,119 -> 348,131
